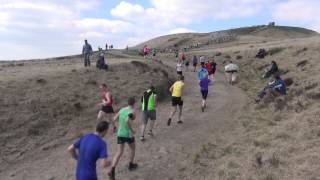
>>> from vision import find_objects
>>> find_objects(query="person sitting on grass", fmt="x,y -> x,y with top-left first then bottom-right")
96,53 -> 108,70
263,61 -> 278,79
256,73 -> 286,103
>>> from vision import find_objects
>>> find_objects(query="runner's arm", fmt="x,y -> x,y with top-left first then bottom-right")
126,116 -> 135,134
154,94 -> 158,108
102,93 -> 111,105
68,144 -> 78,160
113,112 -> 119,123
169,85 -> 173,92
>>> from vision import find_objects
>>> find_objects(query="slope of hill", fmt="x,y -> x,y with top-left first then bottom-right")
134,25 -> 318,50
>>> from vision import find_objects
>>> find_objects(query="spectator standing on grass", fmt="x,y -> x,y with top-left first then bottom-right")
82,39 -> 93,67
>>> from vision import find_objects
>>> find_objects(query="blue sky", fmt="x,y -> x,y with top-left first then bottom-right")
0,0 -> 319,60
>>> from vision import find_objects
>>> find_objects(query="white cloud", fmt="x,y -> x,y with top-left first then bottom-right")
0,0 -> 287,60
169,28 -> 194,34
110,1 -> 145,19
272,0 -> 320,32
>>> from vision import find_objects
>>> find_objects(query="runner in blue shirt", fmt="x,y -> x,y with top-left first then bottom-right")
68,121 -> 111,180
199,74 -> 211,112
198,62 -> 208,81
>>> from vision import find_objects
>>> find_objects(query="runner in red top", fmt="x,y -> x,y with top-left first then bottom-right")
97,84 -> 116,131
205,61 -> 213,79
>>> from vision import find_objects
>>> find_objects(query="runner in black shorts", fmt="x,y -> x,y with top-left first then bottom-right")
117,137 -> 135,144
201,90 -> 208,100
109,98 -> 138,180
97,84 -> 116,131
199,74 -> 211,112
168,76 -> 185,126
171,97 -> 183,106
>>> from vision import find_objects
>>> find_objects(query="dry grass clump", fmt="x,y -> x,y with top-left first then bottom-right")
268,47 -> 285,56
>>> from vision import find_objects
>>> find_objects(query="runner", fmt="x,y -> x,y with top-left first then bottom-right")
143,45 -> 149,58
205,61 -> 213,80
175,50 -> 179,61
198,62 -> 208,81
152,51 -> 157,61
199,74 -> 211,112
82,39 -> 93,67
199,55 -> 205,64
140,86 -> 158,141
224,61 -> 239,85
181,51 -> 186,62
184,55 -> 190,71
192,55 -> 198,72
176,60 -> 183,75
68,121 -> 111,180
108,97 -> 138,180
167,75 -> 185,126
97,84 -> 116,131
210,59 -> 217,76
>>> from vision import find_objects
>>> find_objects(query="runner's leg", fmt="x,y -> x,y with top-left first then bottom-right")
140,114 -> 147,140
178,105 -> 183,122
111,144 -> 124,168
97,110 -> 105,121
169,106 -> 177,119
128,142 -> 136,164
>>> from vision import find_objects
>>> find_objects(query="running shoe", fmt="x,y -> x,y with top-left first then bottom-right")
108,170 -> 115,180
177,120 -> 183,124
128,163 -> 138,171
148,130 -> 154,137
140,136 -> 145,142
167,118 -> 172,126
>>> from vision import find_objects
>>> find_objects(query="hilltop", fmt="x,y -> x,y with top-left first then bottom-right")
134,25 -> 318,50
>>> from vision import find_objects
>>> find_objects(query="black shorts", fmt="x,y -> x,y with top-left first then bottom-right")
185,62 -> 190,66
101,106 -> 114,113
201,90 -> 208,100
117,137 -> 135,144
172,97 -> 183,106
193,63 -> 197,67
226,70 -> 238,73
177,71 -> 182,75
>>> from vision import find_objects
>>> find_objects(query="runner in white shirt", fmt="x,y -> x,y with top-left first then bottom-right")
176,60 -> 183,75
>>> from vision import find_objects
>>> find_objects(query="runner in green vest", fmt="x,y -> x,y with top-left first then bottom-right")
140,86 -> 158,141
108,97 -> 137,180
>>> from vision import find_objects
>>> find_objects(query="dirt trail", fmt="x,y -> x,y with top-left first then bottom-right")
2,59 -> 248,180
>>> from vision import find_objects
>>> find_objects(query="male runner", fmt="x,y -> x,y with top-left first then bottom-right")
167,75 -> 185,126
68,121 -> 111,180
140,86 -> 158,141
199,74 -> 211,112
198,62 -> 208,81
108,97 -> 138,180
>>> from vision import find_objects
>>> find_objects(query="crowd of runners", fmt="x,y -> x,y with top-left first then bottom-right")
70,43 -> 286,180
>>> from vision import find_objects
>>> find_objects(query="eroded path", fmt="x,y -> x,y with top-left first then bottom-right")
2,57 -> 248,180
